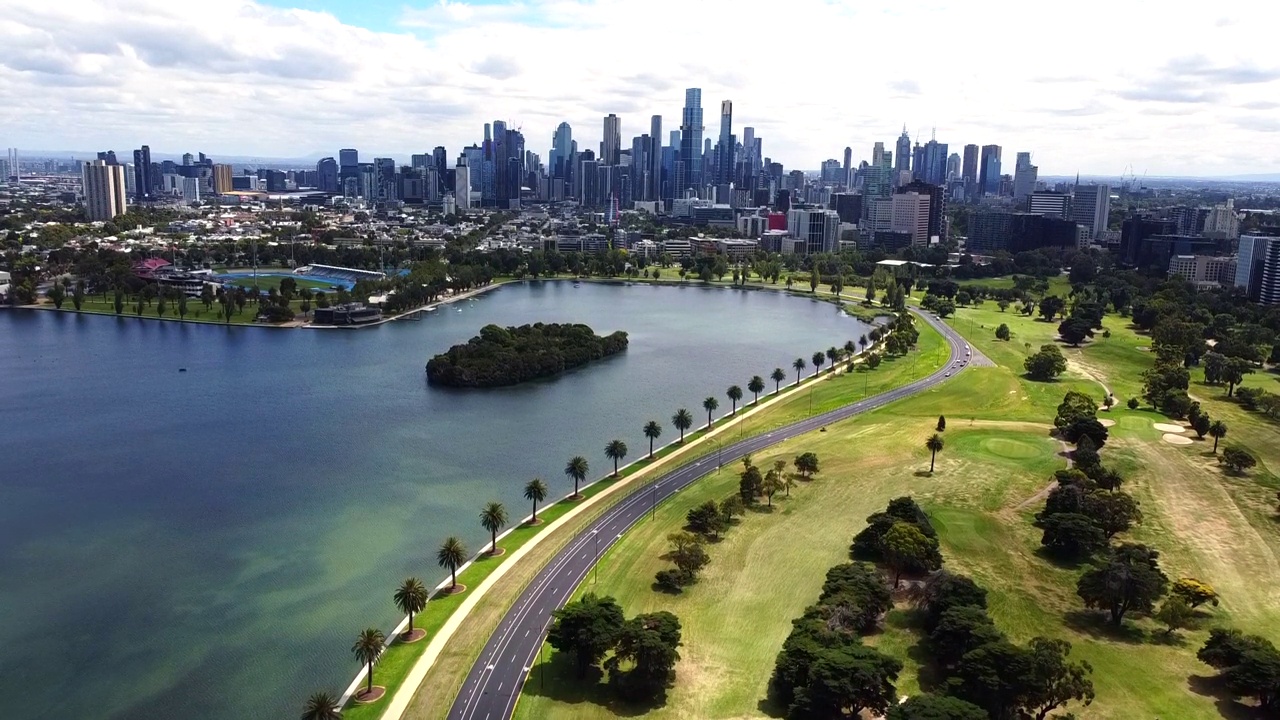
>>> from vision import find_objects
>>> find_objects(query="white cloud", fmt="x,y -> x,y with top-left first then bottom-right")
2,0 -> 1280,174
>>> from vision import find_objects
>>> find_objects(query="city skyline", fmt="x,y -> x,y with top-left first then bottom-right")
3,0 -> 1280,176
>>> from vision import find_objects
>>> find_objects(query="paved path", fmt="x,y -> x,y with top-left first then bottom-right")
445,310 -> 968,720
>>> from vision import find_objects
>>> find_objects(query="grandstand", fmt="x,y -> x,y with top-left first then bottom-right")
296,264 -> 386,283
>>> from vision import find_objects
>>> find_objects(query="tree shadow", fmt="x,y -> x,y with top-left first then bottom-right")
1033,546 -> 1094,571
756,691 -> 789,718
1187,674 -> 1269,719
913,470 -> 934,478
1062,609 -> 1146,644
523,654 -> 662,717
1149,630 -> 1190,648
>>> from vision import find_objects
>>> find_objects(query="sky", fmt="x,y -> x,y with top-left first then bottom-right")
2,0 -> 1279,176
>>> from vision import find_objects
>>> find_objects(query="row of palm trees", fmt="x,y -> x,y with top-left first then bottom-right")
303,339 -> 881,718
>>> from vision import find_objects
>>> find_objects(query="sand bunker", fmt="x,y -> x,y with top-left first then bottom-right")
1153,422 -> 1186,433
1099,419 -> 1116,427
1163,433 -> 1194,446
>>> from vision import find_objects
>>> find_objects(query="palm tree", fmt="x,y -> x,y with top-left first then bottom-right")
643,421 -> 662,458
703,396 -> 719,429
727,385 -> 743,415
524,477 -> 548,522
748,376 -> 765,404
926,433 -> 945,473
771,367 -> 787,393
604,439 -> 628,476
393,578 -> 428,637
480,502 -> 508,554
1209,420 -> 1228,453
826,347 -> 838,371
793,357 -> 806,385
565,455 -> 589,497
859,335 -> 868,352
436,536 -> 467,590
352,627 -> 386,697
812,351 -> 825,376
672,408 -> 693,442
844,340 -> 856,357
301,691 -> 342,720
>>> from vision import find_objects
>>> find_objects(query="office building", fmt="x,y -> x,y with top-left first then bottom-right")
1203,199 -> 1240,239
787,207 -> 840,254
676,88 -> 704,197
946,153 -> 961,181
182,176 -> 201,203
82,159 -> 128,221
1013,152 -> 1037,200
1028,191 -> 1069,218
1168,255 -> 1237,287
830,192 -> 863,223
316,158 -> 339,193
714,100 -> 734,187
897,179 -> 946,242
212,163 -> 234,194
1071,183 -> 1110,240
647,115 -> 662,202
979,145 -> 1001,196
131,145 -> 152,201
917,138 -> 948,186
969,212 -> 1078,254
1120,216 -> 1178,266
1236,235 -> 1280,304
961,144 -> 978,188
601,114 -> 621,166
895,127 -> 911,173
891,192 -> 931,246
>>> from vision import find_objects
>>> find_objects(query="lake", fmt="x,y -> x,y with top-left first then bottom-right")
0,281 -> 873,719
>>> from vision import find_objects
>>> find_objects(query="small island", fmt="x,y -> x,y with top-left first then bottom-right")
426,323 -> 629,387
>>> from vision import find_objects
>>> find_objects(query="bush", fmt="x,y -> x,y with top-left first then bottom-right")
1024,344 -> 1067,381
257,303 -> 297,323
1127,397 -> 1140,409
426,322 -> 629,387
654,569 -> 687,593
1220,446 -> 1258,474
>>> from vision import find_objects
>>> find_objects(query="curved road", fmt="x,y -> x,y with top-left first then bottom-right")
446,310 -> 968,720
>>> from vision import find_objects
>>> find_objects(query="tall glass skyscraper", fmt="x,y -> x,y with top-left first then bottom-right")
677,88 -> 703,197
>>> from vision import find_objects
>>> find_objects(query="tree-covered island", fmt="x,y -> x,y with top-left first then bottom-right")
426,323 -> 628,387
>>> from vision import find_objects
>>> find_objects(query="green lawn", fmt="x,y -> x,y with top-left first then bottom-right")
513,305 -> 1280,720
49,296 -> 303,326
218,274 -> 345,293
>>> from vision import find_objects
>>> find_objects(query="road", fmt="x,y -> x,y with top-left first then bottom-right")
446,310 -> 969,720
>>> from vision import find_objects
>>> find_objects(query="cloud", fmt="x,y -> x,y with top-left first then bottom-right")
470,55 -> 521,80
1163,55 -> 1280,85
888,80 -> 921,96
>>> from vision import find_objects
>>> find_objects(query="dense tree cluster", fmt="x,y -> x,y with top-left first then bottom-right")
850,497 -> 943,585
1234,386 -> 1280,421
547,593 -> 683,703
425,323 -> 628,387
1198,628 -> 1280,711
1023,344 -> 1067,381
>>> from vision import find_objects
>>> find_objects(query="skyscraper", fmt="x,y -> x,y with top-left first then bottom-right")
131,145 -> 152,201
82,159 -> 127,221
601,114 -> 621,166
979,145 -> 1002,196
946,153 -> 961,181
455,155 -> 471,209
316,158 -> 338,193
714,100 -> 734,187
919,139 -> 948,186
649,115 -> 662,202
895,127 -> 912,174
961,144 -> 978,187
1013,152 -> 1037,201
1071,183 -> 1111,240
1236,235 -> 1280,304
677,88 -> 703,198
550,122 -> 573,180
212,163 -> 234,194
339,148 -> 359,188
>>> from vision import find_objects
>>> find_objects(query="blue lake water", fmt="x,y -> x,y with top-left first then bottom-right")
0,281 -> 872,719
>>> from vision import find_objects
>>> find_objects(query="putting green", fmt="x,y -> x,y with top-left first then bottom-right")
980,437 -> 1044,460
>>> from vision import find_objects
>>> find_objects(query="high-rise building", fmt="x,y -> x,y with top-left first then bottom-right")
1236,235 -> 1280,304
978,145 -> 1002,196
897,179 -> 946,243
787,207 -> 840,254
677,88 -> 704,197
82,159 -> 127,221
182,176 -> 201,203
455,156 -> 471,209
1028,191 -> 1069,217
895,127 -> 912,173
714,100 -> 734,188
649,115 -> 662,202
1013,152 -> 1037,201
131,145 -> 152,201
961,144 -> 979,188
212,163 -> 234,194
601,114 -> 621,166
891,192 -> 932,246
181,153 -> 193,166
1071,183 -> 1110,240
918,139 -> 948,186
550,122 -> 573,180
316,158 -> 338,193
1203,199 -> 1240,239
843,147 -> 852,174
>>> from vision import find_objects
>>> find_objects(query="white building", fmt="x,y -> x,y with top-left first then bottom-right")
1168,255 -> 1235,287
182,176 -> 201,203
82,159 -> 127,221
1071,183 -> 1110,240
1203,199 -> 1240,239
891,192 -> 931,246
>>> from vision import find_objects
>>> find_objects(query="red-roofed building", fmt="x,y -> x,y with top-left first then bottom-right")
133,257 -> 172,279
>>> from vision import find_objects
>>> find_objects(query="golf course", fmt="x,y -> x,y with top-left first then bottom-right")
510,297 -> 1280,719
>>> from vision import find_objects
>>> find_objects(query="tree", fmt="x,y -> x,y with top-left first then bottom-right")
1057,317 -> 1094,346
548,593 -> 626,678
687,500 -> 727,539
436,536 -> 467,590
936,415 -> 946,432
886,694 -> 987,720
794,452 -> 820,478
606,611 -> 683,701
1198,629 -> 1280,711
1127,397 -> 1139,410
882,522 -> 942,587
1171,577 -> 1220,609
1054,390 -> 1098,430
523,477 -> 548,522
1076,543 -> 1169,626
667,531 -> 710,579
726,385 -> 743,415
771,367 -> 787,393
113,288 -> 125,315
1154,596 -> 1196,636
811,351 -> 825,376
480,501 -> 508,554
1209,420 -> 1228,453
739,464 -> 763,504
1038,295 -> 1066,321
565,455 -> 589,496
793,357 -> 806,385
47,282 -> 66,309
351,627 -> 386,696
672,408 -> 692,442
702,396 -> 719,429
748,375 -> 765,404
1040,512 -> 1108,560
762,469 -> 785,508
1084,490 -> 1142,538
1190,412 -> 1211,439
926,433 -> 945,472
1221,445 -> 1257,474
826,346 -> 839,372
643,420 -> 662,458
72,280 -> 85,311
300,691 -> 342,720
1021,636 -> 1096,720
929,605 -> 1005,668
789,645 -> 901,720
393,578 -> 428,637
604,439 -> 628,476
867,353 -> 882,369
1223,357 -> 1254,397
1024,344 -> 1067,381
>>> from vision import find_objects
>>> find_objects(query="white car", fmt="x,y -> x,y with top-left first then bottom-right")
945,371 -> 952,377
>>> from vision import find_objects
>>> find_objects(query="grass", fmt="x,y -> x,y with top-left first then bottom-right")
512,303 -> 1280,720
219,274 -> 345,292
47,296 -> 304,326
